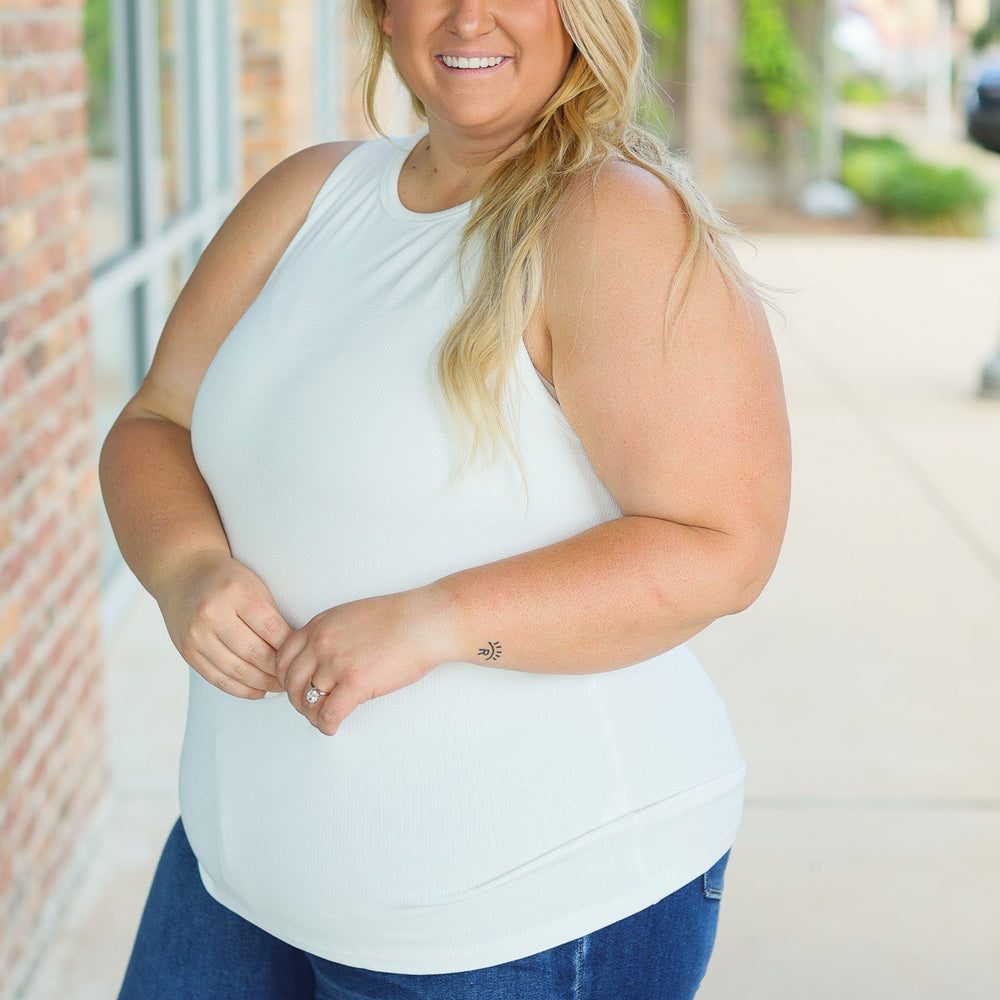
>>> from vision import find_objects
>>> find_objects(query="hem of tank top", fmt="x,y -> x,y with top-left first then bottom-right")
398,763 -> 746,909
193,816 -> 742,975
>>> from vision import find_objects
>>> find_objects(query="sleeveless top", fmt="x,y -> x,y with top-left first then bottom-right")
186,132 -> 745,974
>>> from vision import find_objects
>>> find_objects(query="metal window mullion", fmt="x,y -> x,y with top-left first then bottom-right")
133,0 -> 168,369
315,0 -> 340,141
132,0 -> 162,247
220,0 -> 240,194
107,0 -> 134,257
172,0 -> 193,214
191,0 -> 217,210
89,191 -> 235,312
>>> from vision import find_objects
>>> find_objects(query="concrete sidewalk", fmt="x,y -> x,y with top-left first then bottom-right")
15,234 -> 1000,999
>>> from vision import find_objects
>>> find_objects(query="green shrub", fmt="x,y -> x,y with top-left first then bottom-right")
842,132 -> 910,160
841,77 -> 887,105
971,18 -> 1000,52
740,0 -> 815,120
840,133 -> 991,235
876,162 -> 989,221
841,147 -> 909,204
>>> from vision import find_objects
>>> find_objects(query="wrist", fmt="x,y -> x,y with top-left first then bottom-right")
147,543 -> 231,605
407,577 -> 466,666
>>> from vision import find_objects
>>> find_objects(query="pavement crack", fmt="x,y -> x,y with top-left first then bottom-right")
746,795 -> 1000,811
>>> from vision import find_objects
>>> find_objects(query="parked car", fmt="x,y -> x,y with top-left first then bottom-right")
967,65 -> 1000,153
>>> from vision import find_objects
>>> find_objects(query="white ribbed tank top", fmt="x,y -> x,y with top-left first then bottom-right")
186,133 -> 745,974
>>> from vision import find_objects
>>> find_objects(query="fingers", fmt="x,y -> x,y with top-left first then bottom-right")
295,679 -> 363,736
158,553 -> 295,700
219,613 -> 282,678
313,685 -> 361,737
277,636 -> 363,736
194,632 -> 285,696
176,601 -> 287,697
188,649 -> 273,700
238,593 -> 293,654
274,630 -> 308,690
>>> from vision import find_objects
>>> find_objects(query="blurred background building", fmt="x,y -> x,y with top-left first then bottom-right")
2,1 -> 999,997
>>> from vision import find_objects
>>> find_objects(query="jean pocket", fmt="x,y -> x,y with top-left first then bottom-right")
701,850 -> 730,901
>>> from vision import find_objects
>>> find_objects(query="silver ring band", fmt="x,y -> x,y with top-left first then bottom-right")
305,679 -> 328,705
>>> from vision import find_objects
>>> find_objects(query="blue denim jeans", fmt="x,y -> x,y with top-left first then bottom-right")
118,819 -> 729,1000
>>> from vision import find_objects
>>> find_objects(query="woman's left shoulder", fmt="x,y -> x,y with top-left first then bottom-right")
550,158 -> 691,263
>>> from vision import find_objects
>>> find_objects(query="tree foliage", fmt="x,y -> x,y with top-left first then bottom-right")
739,0 -> 815,121
84,0 -> 113,151
644,0 -> 816,122
643,0 -> 686,74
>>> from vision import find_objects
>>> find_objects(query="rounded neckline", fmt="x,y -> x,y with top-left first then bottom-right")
381,131 -> 475,224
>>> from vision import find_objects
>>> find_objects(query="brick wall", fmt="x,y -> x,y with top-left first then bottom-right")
238,0 -> 321,186
0,2 -> 107,993
236,0 -> 413,189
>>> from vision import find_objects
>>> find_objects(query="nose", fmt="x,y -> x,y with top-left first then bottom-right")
446,0 -> 495,38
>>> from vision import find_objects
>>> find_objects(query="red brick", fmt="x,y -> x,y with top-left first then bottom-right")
1,23 -> 28,57
30,109 -> 57,146
1,354 -> 26,398
1,0 -> 120,979
0,167 -> 21,209
2,115 -> 32,157
0,262 -> 18,302
20,159 -> 44,200
22,247 -> 48,290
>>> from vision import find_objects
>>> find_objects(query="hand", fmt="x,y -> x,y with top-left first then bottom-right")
156,550 -> 292,699
276,587 -> 450,735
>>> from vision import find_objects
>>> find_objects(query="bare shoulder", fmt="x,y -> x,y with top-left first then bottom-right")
542,157 -> 788,539
226,141 -> 364,242
131,140 -> 364,427
549,159 -> 691,270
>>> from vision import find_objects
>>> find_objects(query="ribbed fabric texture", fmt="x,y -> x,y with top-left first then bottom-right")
185,133 -> 746,974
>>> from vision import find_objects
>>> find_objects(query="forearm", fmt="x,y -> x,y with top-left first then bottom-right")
425,515 -> 769,675
99,413 -> 230,600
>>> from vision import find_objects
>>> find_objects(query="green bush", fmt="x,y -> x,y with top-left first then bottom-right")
740,0 -> 815,120
877,162 -> 989,222
842,132 -> 910,160
971,18 -> 1000,52
840,77 -> 887,105
840,133 -> 991,234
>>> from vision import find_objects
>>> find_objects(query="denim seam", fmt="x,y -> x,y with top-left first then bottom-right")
574,935 -> 587,1000
702,872 -> 723,901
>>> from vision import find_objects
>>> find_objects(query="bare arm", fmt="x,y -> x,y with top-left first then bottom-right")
100,142 -> 361,697
437,164 -> 790,668
279,162 -> 791,732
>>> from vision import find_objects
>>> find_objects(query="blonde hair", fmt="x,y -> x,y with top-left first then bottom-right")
353,0 -> 756,470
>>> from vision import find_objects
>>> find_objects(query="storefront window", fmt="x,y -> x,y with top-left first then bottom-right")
91,291 -> 142,579
156,0 -> 190,220
84,0 -> 131,264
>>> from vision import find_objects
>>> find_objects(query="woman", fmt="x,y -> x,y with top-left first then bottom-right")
101,0 -> 790,995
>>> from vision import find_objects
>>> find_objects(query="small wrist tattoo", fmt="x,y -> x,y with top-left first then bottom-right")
477,641 -> 502,662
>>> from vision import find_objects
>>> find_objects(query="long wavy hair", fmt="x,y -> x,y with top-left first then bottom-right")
353,0 -> 757,470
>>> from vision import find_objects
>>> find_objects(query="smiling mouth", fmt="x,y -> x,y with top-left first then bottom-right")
438,55 -> 509,70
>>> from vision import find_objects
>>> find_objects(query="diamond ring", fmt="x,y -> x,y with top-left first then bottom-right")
305,679 -> 328,705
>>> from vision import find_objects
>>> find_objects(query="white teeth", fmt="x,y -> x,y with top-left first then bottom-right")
441,55 -> 504,69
